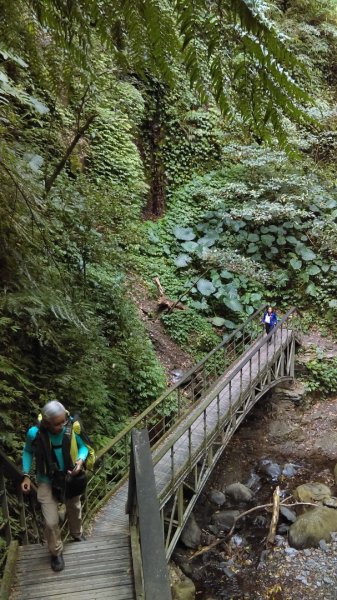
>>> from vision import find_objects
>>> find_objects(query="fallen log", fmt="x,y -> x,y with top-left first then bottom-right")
266,485 -> 280,547
153,277 -> 186,312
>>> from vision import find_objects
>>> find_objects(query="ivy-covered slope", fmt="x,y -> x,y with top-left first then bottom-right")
1,0 -> 337,456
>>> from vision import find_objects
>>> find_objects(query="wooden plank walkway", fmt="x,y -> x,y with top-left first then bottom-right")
11,534 -> 134,600
11,329 -> 291,599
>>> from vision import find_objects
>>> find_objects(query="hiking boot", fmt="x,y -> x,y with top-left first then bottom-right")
72,534 -> 86,542
51,553 -> 65,572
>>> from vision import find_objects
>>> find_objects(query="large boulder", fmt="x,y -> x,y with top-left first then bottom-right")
272,381 -> 306,405
170,564 -> 196,600
293,482 -> 332,504
225,483 -> 253,503
180,514 -> 201,549
172,578 -> 196,600
288,506 -> 337,549
210,510 -> 240,533
209,489 -> 226,507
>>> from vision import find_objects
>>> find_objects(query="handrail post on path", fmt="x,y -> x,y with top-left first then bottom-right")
126,428 -> 172,600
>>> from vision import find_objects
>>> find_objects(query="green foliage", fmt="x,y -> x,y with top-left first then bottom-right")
305,357 -> 337,395
21,0 -> 314,139
161,309 -> 220,358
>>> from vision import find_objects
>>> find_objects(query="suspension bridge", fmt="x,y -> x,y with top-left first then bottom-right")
0,305 -> 300,600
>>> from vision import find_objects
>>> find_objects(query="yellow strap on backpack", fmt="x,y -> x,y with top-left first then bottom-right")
73,420 -> 96,471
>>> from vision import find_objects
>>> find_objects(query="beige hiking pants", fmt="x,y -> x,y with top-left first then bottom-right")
37,482 -> 82,556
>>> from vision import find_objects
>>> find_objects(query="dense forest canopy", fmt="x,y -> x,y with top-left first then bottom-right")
1,0 -> 337,456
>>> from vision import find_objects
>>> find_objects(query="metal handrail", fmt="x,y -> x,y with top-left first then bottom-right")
154,307 -> 299,498
0,450 -> 43,580
0,306 -> 299,582
82,304 -> 268,517
152,307 -> 300,558
96,304 -> 267,460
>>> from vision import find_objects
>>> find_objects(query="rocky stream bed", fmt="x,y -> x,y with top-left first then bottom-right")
171,381 -> 337,599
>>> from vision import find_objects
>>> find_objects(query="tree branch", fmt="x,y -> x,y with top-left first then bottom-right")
188,500 -> 319,560
45,112 -> 97,194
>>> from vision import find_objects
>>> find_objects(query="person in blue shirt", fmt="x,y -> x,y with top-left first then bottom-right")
262,306 -> 278,342
21,400 -> 89,572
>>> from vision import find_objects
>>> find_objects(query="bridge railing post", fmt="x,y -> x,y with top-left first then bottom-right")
126,429 -> 172,600
0,464 -> 12,547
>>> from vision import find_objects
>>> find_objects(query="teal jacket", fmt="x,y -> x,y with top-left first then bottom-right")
22,425 -> 89,484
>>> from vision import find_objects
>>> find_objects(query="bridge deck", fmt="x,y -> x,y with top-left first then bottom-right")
10,329 -> 292,599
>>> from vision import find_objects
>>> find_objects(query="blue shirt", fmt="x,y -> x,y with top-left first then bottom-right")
262,311 -> 277,328
22,425 -> 89,484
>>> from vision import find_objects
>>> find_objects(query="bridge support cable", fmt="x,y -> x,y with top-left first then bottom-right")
126,429 -> 172,600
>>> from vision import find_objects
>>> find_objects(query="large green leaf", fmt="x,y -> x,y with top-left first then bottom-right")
289,258 -> 302,270
173,226 -> 196,241
181,241 -> 198,252
174,254 -> 192,267
197,279 -> 216,296
297,246 -> 316,261
220,270 -> 233,280
306,282 -> 318,297
224,297 -> 243,312
211,317 -> 226,327
306,265 -> 321,276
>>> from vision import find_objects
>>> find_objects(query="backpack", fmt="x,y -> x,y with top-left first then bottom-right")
36,412 -> 96,472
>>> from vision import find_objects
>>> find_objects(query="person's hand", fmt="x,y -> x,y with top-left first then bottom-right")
67,459 -> 83,477
21,476 -> 31,494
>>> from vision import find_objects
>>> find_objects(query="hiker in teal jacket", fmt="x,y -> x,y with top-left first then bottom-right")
22,400 -> 89,572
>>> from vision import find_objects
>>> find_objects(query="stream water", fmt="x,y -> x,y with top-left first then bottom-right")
172,387 -> 337,599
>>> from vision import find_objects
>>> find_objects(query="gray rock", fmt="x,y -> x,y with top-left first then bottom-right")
275,535 -> 286,546
268,420 -> 299,441
245,472 -> 261,491
323,496 -> 337,508
180,514 -> 201,549
209,489 -> 226,507
303,548 -> 311,557
220,565 -> 235,578
225,482 -> 253,503
208,524 -> 218,536
289,506 -> 337,549
259,459 -> 281,481
280,506 -> 297,523
253,514 -> 268,528
171,369 -> 185,384
277,523 -> 289,534
307,559 -> 317,568
313,431 -> 337,457
285,546 -> 298,557
319,539 -> 329,552
282,463 -> 300,478
211,510 -> 240,532
230,534 -> 245,547
272,381 -> 306,405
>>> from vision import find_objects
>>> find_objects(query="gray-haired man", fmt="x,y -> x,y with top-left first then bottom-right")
21,400 -> 88,571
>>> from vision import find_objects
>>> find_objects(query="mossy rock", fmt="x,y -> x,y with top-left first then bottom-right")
289,506 -> 337,549
293,482 -> 332,504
